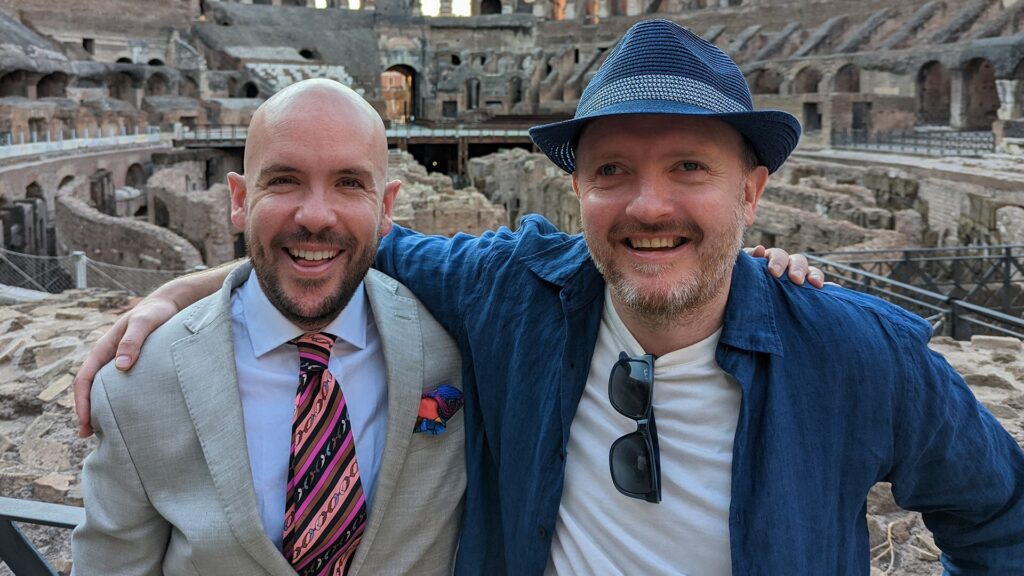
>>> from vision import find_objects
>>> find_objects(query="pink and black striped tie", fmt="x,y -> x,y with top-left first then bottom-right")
283,332 -> 367,576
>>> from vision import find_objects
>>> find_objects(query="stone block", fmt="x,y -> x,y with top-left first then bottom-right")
21,439 -> 71,471
37,374 -> 74,403
33,473 -> 74,503
970,335 -> 1023,352
964,372 -> 1016,390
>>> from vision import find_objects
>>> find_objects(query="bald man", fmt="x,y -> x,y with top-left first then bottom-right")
71,80 -> 466,576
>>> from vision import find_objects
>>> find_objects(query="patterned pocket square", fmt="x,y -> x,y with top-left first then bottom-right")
414,385 -> 464,435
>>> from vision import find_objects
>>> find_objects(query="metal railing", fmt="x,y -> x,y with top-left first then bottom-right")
831,129 -> 995,156
0,497 -> 83,576
0,248 -> 204,297
175,124 -> 533,144
808,254 -> 1024,340
0,128 -> 167,161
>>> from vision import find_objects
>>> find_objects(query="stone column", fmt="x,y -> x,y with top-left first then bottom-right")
996,79 -> 1020,120
949,68 -> 967,129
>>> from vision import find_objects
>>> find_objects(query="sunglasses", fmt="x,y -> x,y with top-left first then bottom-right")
608,351 -> 661,503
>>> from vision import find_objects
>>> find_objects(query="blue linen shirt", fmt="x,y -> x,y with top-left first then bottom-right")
376,214 -> 1024,575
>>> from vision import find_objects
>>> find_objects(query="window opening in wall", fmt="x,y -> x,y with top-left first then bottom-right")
451,54 -> 461,66
243,82 -> 259,98
382,65 -> 416,124
116,57 -> 132,64
851,102 -> 871,132
479,0 -> 501,14
148,59 -> 165,66
299,48 -> 318,60
442,100 -> 458,117
83,38 -> 95,54
574,49 -> 580,63
802,102 -> 822,132
28,118 -> 47,142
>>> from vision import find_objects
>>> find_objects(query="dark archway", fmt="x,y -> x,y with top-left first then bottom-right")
479,0 -> 501,14
382,65 -> 416,124
116,57 -> 133,64
793,67 -> 822,94
509,76 -> 523,105
180,76 -> 199,98
0,70 -> 29,97
917,61 -> 950,125
145,72 -> 170,96
58,175 -> 75,190
963,58 -> 999,130
834,64 -> 860,93
466,78 -> 480,110
110,72 -> 135,102
299,48 -> 319,60
242,82 -> 259,98
748,69 -> 782,94
148,59 -> 165,66
126,163 -> 147,188
37,73 -> 69,98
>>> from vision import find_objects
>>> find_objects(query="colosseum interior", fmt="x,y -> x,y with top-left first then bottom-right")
0,0 -> 1023,574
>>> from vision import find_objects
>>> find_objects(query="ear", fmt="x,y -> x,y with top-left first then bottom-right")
378,179 -> 401,237
742,166 -> 768,226
228,172 -> 247,232
571,171 -> 580,199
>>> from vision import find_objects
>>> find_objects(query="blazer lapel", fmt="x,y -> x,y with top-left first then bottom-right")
348,270 -> 424,575
172,263 -> 296,576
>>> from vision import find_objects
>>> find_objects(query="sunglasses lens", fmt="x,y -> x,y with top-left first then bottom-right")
609,360 -> 651,419
610,432 -> 654,495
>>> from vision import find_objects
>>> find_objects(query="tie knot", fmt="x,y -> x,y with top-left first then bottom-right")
291,332 -> 336,369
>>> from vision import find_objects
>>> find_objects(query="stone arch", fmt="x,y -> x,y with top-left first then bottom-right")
116,57 -> 133,64
242,81 -> 259,98
833,64 -> 860,93
793,66 -> 822,94
479,0 -> 501,14
126,163 -> 147,188
381,64 -> 416,124
37,72 -> 69,98
180,75 -> 199,98
299,48 -> 319,60
963,57 -> 999,130
58,175 -> 76,191
0,70 -> 29,97
148,59 -> 165,66
917,60 -> 950,125
748,68 -> 782,94
110,71 -> 135,102
145,72 -> 170,96
26,181 -> 43,199
466,78 -> 481,110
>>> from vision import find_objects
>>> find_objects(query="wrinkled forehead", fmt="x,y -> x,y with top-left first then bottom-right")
575,115 -> 745,159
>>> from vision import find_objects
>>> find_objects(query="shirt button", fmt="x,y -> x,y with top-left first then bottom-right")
537,526 -> 547,538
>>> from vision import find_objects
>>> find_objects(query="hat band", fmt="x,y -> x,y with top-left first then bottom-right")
578,74 -> 749,118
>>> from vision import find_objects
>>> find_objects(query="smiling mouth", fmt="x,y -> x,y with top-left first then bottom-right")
286,248 -> 340,262
626,237 -> 688,251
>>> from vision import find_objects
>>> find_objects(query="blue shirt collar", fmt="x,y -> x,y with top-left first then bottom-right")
720,251 -> 785,356
237,268 -> 370,358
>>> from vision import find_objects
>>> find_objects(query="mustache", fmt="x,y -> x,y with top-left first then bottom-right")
609,220 -> 704,242
269,229 -> 354,251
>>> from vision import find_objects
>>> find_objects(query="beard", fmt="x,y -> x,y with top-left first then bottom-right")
247,226 -> 377,330
585,202 -> 747,326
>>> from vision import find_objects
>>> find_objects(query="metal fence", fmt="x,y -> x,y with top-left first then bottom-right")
0,497 -> 82,576
0,128 -> 167,161
808,250 -> 1024,340
831,129 -> 995,156
174,124 -> 533,144
0,248 -> 203,297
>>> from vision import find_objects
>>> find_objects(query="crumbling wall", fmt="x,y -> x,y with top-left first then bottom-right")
467,147 -> 579,232
145,167 -> 234,266
54,195 -> 202,270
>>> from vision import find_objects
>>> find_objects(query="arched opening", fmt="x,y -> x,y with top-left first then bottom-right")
37,73 -> 69,98
145,72 -> 170,96
509,76 -> 523,105
26,182 -> 43,199
110,72 -> 135,102
451,54 -> 462,66
0,70 -> 29,97
833,64 -> 860,93
963,58 -> 999,130
299,48 -> 318,60
180,76 -> 199,99
748,69 -> 782,94
148,59 -> 165,66
126,163 -> 147,189
479,0 -> 501,14
58,175 -> 75,191
793,67 -> 822,94
116,57 -> 133,64
917,60 -> 950,125
381,65 -> 416,124
466,78 -> 480,110
242,81 -> 259,98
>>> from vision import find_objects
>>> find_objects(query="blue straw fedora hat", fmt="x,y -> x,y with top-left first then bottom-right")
529,19 -> 801,174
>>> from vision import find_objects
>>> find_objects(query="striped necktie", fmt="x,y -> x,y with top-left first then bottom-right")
283,332 -> 367,576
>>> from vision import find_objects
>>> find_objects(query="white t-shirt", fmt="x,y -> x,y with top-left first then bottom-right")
546,289 -> 741,576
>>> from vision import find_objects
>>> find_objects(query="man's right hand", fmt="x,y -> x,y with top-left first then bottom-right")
74,264 -> 236,437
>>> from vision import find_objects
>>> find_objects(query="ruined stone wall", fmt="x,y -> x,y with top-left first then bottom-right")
146,167 -> 235,265
467,147 -> 579,232
55,195 -> 203,270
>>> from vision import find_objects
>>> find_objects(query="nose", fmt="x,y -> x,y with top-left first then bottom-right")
293,184 -> 339,233
624,176 -> 674,223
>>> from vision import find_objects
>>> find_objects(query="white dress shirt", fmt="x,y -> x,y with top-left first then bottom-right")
230,269 -> 388,551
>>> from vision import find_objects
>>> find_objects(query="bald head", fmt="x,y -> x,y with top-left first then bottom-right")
244,79 -> 389,184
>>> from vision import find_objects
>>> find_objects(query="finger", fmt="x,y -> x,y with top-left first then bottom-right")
746,245 -> 766,258
786,254 -> 810,285
764,247 -> 788,277
807,267 -> 826,289
74,376 -> 93,437
73,315 -> 130,437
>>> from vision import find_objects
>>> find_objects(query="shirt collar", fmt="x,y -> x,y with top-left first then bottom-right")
720,251 -> 784,356
237,268 -> 370,358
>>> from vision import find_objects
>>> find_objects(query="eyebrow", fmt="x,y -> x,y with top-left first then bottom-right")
256,165 -> 376,181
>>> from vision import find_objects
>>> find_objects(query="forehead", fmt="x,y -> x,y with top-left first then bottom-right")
576,115 -> 744,158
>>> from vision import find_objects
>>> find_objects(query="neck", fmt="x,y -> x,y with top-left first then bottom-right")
611,279 -> 732,357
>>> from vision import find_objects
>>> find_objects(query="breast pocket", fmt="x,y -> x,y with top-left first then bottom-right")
408,410 -> 465,455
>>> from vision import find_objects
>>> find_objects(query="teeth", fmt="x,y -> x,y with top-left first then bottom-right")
630,237 -> 681,249
288,249 -> 338,261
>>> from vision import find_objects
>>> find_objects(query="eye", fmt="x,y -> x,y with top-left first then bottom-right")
679,162 -> 702,172
267,176 -> 298,186
598,164 -> 621,176
338,177 -> 364,188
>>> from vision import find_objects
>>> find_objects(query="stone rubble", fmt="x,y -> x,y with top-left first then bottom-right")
0,291 -> 1021,575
